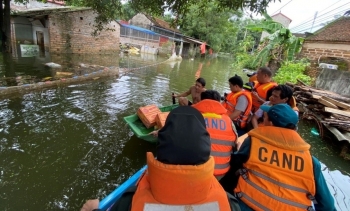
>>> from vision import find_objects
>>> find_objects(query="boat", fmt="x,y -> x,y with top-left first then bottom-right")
99,133 -> 249,210
123,104 -> 178,143
98,165 -> 147,210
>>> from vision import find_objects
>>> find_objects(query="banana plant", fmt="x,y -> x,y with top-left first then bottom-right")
247,13 -> 304,67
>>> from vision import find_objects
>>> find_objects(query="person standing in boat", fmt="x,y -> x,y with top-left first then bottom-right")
219,104 -> 336,211
192,90 -> 238,180
81,106 -> 241,211
172,77 -> 206,106
222,75 -> 252,136
250,84 -> 298,129
251,67 -> 277,112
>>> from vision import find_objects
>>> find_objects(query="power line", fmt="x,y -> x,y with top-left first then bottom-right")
318,0 -> 343,13
291,2 -> 350,30
290,0 -> 343,29
271,0 -> 294,15
293,8 -> 350,32
290,2 -> 350,30
294,13 -> 347,32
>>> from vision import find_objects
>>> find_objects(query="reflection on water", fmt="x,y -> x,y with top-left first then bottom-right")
0,54 -> 349,210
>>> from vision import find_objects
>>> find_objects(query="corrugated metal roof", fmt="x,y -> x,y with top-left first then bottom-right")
120,23 -> 158,35
184,37 -> 204,45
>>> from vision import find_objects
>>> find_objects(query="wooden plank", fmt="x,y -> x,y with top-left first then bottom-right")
322,96 -> 350,110
318,98 -> 338,109
324,107 -> 350,118
312,95 -> 322,99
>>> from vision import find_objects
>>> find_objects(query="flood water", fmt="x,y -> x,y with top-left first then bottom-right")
0,53 -> 350,210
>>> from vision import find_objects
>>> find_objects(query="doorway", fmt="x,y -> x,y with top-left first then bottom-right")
36,31 -> 45,57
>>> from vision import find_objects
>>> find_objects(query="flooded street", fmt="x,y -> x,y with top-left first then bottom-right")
0,53 -> 350,210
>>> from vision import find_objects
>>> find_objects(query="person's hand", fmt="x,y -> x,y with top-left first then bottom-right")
172,93 -> 178,98
149,130 -> 159,137
80,199 -> 99,211
251,91 -> 259,97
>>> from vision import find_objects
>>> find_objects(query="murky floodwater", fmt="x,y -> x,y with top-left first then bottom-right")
0,53 -> 350,210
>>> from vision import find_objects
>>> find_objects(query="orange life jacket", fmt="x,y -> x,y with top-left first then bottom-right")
249,74 -> 257,83
234,126 -> 316,211
289,96 -> 299,112
252,81 -> 277,112
222,90 -> 252,128
131,152 -> 231,211
192,99 -> 237,176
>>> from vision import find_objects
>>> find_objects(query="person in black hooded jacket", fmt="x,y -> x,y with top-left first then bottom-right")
81,106 -> 241,211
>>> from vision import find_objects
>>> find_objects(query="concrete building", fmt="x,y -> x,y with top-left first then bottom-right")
127,13 -> 206,58
10,1 -> 120,58
300,16 -> 350,70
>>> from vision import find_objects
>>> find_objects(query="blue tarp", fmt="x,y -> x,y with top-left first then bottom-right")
120,23 -> 158,35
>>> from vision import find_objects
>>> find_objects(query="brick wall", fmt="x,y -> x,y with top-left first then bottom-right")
48,9 -> 120,54
300,41 -> 350,62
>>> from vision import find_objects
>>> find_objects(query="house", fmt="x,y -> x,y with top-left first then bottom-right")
127,13 -> 205,57
270,12 -> 292,28
300,17 -> 350,67
129,13 -> 182,44
10,1 -> 120,58
260,12 -> 292,40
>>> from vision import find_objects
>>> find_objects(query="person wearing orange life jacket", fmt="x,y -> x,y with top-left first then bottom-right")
192,90 -> 237,180
222,75 -> 252,136
251,84 -> 299,129
81,106 -> 241,211
251,67 -> 277,112
219,104 -> 336,211
246,72 -> 257,83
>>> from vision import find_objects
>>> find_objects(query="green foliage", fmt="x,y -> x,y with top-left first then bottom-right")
179,2 -> 242,52
273,60 -> 311,85
232,52 -> 255,70
247,13 -> 304,68
246,13 -> 284,33
62,0 -> 276,35
120,2 -> 137,21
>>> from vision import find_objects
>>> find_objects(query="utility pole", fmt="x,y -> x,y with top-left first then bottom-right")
310,11 -> 318,32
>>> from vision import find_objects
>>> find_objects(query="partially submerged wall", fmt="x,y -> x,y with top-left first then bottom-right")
49,9 -> 120,54
316,68 -> 350,97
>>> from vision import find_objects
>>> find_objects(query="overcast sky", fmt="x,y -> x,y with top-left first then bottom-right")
251,0 -> 350,32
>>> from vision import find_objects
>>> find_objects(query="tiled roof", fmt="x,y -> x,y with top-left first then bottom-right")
306,17 -> 350,42
145,14 -> 180,33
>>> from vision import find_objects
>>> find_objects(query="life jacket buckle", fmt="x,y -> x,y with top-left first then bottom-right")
234,192 -> 243,198
238,168 -> 248,180
307,206 -> 315,211
307,194 -> 318,204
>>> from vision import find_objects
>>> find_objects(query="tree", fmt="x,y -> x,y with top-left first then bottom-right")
63,0 -> 278,35
1,0 -> 278,52
120,2 -> 137,21
179,1 -> 242,52
1,0 -> 12,52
